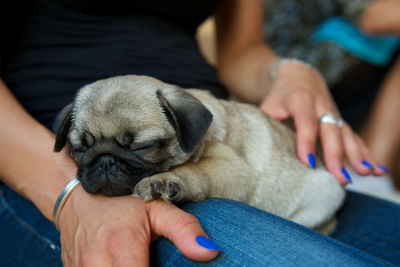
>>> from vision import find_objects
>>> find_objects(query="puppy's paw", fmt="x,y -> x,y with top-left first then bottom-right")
133,173 -> 186,203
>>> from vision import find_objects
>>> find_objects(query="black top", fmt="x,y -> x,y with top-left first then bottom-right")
0,0 -> 225,129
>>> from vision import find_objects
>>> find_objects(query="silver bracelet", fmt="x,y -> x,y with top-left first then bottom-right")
52,177 -> 80,231
269,58 -> 318,83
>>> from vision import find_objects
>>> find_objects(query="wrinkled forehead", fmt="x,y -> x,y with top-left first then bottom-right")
72,84 -> 171,143
74,109 -> 169,143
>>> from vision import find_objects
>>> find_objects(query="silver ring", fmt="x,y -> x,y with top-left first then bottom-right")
320,112 -> 343,128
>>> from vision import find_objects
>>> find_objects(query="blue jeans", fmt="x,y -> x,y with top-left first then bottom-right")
0,184 -> 399,267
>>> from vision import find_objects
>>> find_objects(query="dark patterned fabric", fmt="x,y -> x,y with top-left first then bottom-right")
263,0 -> 371,87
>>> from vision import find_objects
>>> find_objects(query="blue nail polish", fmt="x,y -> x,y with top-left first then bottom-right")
308,153 -> 316,169
341,168 -> 352,183
378,164 -> 389,173
361,160 -> 374,169
196,236 -> 221,251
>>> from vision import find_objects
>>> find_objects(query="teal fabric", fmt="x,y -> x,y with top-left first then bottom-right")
311,17 -> 399,66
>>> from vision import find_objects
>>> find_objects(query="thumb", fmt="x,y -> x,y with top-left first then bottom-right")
145,200 -> 220,262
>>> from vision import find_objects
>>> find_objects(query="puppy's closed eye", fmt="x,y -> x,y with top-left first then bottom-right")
84,132 -> 95,147
75,132 -> 94,152
133,143 -> 158,151
131,139 -> 166,152
116,133 -> 134,148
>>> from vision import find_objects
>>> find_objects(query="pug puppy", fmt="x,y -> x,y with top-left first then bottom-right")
54,75 -> 345,233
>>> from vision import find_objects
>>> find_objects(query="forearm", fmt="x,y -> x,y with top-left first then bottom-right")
362,57 -> 400,163
377,57 -> 400,142
217,43 -> 278,104
215,0 -> 278,104
0,79 -> 76,220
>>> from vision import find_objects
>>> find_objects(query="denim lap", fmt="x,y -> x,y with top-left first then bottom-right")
152,196 -> 396,266
0,185 -> 62,267
0,184 -> 399,266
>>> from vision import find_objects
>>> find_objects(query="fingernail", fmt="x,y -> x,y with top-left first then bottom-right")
196,236 -> 221,251
378,164 -> 389,173
308,153 -> 316,169
361,160 -> 374,170
341,168 -> 352,183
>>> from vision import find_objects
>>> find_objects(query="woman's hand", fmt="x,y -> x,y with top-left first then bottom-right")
59,186 -> 219,266
214,0 -> 387,184
259,61 -> 386,185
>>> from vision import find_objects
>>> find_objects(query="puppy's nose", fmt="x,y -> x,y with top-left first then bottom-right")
97,155 -> 116,171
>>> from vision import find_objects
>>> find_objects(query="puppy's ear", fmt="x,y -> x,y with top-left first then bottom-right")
53,103 -> 74,152
157,87 -> 213,153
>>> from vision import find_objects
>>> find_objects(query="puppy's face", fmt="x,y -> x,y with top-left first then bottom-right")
54,75 -> 212,196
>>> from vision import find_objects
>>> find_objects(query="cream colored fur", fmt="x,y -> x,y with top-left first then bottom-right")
131,77 -> 346,234
62,75 -> 345,234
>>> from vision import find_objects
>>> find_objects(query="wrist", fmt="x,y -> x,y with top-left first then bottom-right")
57,183 -> 86,233
269,58 -> 320,83
53,177 -> 80,230
20,147 -> 77,221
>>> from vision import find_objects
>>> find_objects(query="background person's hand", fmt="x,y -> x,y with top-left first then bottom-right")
259,61 -> 386,185
359,0 -> 400,35
58,185 -> 219,266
